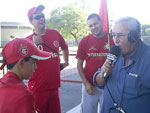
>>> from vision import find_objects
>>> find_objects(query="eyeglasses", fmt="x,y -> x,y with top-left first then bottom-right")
33,14 -> 45,20
111,33 -> 128,39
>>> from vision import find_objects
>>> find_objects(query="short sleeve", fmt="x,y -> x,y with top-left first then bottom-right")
76,37 -> 88,60
56,31 -> 68,50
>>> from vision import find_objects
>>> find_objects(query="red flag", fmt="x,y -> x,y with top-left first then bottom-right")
99,0 -> 109,33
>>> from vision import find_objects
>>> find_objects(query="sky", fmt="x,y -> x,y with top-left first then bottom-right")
0,0 -> 149,25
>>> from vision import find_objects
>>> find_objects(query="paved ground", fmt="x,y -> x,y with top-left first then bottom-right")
60,81 -> 82,113
60,56 -> 82,113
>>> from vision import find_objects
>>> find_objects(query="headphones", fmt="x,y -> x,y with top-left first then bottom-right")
128,30 -> 140,43
128,19 -> 141,43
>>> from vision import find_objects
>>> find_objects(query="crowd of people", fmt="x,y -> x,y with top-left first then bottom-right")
0,4 -> 150,113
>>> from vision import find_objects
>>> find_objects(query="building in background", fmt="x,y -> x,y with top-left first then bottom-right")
0,22 -> 149,48
0,22 -> 32,47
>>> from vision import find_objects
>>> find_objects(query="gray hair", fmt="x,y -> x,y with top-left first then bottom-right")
114,16 -> 141,33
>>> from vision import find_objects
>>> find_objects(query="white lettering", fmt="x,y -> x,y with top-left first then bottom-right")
88,53 -> 108,57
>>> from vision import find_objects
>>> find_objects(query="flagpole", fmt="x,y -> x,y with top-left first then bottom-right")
99,0 -> 110,51
107,33 -> 110,51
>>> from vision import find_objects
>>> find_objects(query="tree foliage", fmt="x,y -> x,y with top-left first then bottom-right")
46,4 -> 90,45
142,24 -> 150,36
145,28 -> 150,36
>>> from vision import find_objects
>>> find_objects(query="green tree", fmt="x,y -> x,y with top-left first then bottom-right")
46,4 -> 90,46
10,35 -> 15,40
141,24 -> 150,36
145,28 -> 150,36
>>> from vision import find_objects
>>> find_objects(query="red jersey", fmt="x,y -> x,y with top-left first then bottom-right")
77,34 -> 114,85
27,29 -> 68,91
0,72 -> 35,113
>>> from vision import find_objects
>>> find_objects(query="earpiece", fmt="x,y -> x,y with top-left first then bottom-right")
128,30 -> 140,43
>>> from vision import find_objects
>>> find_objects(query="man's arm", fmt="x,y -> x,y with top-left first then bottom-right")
94,70 -> 106,87
61,49 -> 69,67
77,58 -> 94,95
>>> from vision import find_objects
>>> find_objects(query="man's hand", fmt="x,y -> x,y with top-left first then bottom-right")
101,59 -> 114,77
60,62 -> 69,70
33,35 -> 44,45
95,59 -> 114,86
85,82 -> 95,95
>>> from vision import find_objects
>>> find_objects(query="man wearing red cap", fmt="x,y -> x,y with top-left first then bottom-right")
0,38 -> 51,113
27,5 -> 69,113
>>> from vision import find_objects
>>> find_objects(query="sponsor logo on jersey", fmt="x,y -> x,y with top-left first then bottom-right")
89,46 -> 97,50
51,53 -> 59,58
88,53 -> 108,57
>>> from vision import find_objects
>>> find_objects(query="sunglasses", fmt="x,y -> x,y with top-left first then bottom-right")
33,14 -> 45,20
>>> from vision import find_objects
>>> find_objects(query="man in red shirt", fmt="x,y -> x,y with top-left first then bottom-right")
0,38 -> 51,113
26,5 -> 69,113
76,14 -> 114,113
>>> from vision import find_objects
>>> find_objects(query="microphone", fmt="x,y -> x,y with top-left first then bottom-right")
103,45 -> 120,78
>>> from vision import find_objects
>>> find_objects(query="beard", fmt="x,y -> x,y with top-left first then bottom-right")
93,30 -> 105,38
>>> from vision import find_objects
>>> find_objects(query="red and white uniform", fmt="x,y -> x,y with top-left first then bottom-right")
27,28 -> 68,113
0,72 -> 35,113
77,34 -> 114,85
77,34 -> 114,113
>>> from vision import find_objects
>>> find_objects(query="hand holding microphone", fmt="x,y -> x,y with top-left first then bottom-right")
103,45 -> 120,79
102,59 -> 114,79
33,34 -> 44,45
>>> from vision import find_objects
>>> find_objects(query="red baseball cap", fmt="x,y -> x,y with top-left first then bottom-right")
0,38 -> 52,69
28,5 -> 45,20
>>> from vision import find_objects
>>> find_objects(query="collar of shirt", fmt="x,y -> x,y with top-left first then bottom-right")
0,72 -> 24,87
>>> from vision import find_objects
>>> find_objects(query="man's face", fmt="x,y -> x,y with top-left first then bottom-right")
30,10 -> 46,29
87,17 -> 103,37
112,22 -> 133,56
22,58 -> 37,80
